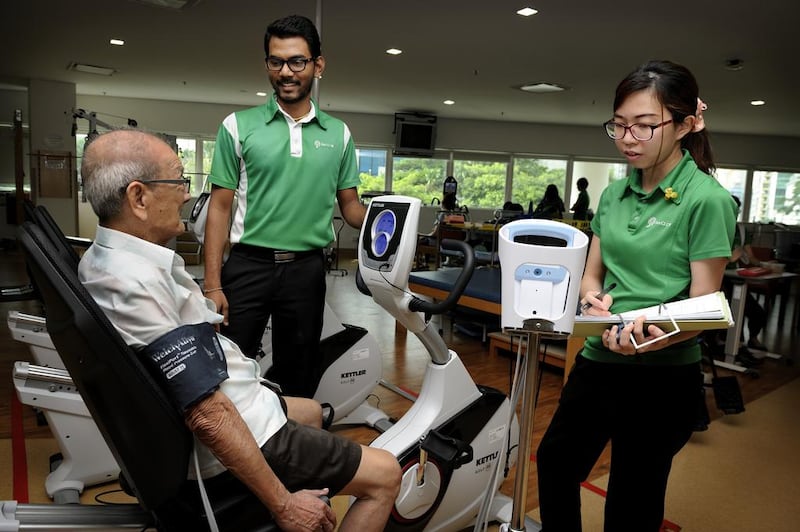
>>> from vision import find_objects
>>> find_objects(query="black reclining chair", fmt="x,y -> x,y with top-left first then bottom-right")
27,204 -> 83,271
15,220 -> 278,531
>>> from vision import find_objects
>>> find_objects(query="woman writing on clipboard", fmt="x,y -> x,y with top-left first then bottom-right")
536,60 -> 737,531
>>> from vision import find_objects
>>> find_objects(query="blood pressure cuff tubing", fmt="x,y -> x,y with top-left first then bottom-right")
140,322 -> 229,412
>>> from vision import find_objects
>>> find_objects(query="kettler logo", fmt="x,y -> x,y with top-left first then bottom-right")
475,450 -> 499,466
341,369 -> 367,379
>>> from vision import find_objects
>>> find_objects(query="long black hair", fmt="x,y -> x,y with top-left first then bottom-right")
613,60 -> 715,175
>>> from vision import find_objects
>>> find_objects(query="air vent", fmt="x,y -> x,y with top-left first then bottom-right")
68,63 -> 116,76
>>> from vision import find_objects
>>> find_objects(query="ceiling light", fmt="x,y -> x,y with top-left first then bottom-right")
519,82 -> 566,93
517,7 -> 539,17
750,100 -> 766,106
109,39 -> 125,46
386,48 -> 402,55
256,91 -> 267,97
443,100 -> 455,105
68,62 -> 116,76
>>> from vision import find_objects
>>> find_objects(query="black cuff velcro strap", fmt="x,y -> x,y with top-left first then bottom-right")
141,322 -> 229,412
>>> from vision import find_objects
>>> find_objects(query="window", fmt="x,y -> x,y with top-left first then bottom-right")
76,133 -> 88,198
714,167 -> 748,220
569,161 -> 628,216
452,157 -> 508,209
176,138 -> 200,195
390,156 -> 448,204
750,170 -> 800,224
715,168 -> 747,200
201,139 -> 215,189
512,157 -> 567,212
356,148 -> 387,196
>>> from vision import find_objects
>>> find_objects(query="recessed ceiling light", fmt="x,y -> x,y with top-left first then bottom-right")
725,58 -> 744,71
519,82 -> 566,93
517,7 -> 539,17
750,100 -> 766,106
110,39 -> 125,46
68,62 -> 116,76
386,48 -> 402,55
443,100 -> 455,105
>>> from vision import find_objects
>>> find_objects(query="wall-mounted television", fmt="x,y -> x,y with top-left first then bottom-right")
393,113 -> 437,157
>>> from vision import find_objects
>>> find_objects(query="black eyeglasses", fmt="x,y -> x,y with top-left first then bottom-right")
121,178 -> 191,194
603,120 -> 673,141
266,56 -> 316,72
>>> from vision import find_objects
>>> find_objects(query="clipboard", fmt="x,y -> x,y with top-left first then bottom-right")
571,291 -> 734,337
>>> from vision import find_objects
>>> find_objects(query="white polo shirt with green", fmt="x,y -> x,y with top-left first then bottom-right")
584,151 -> 737,365
209,96 -> 360,251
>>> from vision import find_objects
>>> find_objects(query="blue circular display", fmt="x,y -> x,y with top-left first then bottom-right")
373,232 -> 390,256
371,210 -> 396,257
373,210 -> 396,236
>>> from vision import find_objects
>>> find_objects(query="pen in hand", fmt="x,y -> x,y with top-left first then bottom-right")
580,282 -> 617,312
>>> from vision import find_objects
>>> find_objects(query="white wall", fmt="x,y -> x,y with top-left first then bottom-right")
3,88 -> 800,245
72,94 -> 800,168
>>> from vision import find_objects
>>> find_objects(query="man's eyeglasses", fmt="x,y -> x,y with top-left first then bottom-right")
121,178 -> 191,194
266,56 -> 316,72
603,120 -> 673,141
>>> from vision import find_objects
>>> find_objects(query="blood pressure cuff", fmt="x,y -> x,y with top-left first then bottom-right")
140,322 -> 229,412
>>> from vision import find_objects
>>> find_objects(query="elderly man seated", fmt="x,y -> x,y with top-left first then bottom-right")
78,129 -> 400,532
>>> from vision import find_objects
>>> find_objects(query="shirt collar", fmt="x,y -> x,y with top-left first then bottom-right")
94,225 -> 179,272
264,95 -> 327,129
617,150 -> 698,205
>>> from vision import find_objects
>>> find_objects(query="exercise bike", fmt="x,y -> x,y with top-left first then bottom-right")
354,195 -> 538,531
257,301 -> 395,432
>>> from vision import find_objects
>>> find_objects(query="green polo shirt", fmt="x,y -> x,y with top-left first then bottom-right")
209,96 -> 360,251
583,151 -> 737,365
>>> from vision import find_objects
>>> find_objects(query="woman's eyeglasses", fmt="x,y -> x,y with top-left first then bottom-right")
603,120 -> 673,141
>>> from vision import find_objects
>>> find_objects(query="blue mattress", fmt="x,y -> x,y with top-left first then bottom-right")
408,267 -> 502,304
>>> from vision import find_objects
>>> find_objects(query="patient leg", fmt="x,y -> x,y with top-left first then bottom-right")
338,446 -> 401,532
284,396 -> 323,428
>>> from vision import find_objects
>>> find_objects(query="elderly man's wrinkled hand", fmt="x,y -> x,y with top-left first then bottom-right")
274,489 -> 336,532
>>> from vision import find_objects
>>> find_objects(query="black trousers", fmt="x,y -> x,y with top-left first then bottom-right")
722,278 -> 766,339
536,355 -> 700,532
221,244 -> 326,398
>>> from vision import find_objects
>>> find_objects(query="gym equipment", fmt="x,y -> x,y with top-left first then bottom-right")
496,219 -> 589,532
6,204 -> 121,503
325,216 -> 349,276
355,195 -> 537,531
258,302 -> 394,432
3,221 -> 281,531
9,312 -> 120,504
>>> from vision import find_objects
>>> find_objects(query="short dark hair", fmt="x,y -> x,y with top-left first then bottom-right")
577,177 -> 589,189
264,14 -> 321,58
